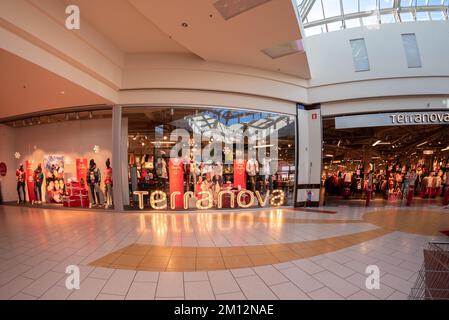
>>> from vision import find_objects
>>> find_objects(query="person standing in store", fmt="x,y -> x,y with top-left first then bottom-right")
87,159 -> 101,207
16,164 -> 26,204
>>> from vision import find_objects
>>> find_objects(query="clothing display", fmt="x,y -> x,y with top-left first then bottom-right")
16,165 -> 26,203
246,159 -> 259,193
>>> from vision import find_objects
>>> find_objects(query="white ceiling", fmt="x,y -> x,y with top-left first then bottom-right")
0,49 -> 111,119
62,0 -> 310,78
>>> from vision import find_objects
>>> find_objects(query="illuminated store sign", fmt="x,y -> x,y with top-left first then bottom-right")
335,111 -> 449,129
133,189 -> 285,210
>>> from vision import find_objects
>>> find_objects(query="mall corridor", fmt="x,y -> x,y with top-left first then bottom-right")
0,205 -> 447,300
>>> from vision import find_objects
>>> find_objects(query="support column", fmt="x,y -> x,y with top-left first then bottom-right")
295,105 -> 322,207
112,105 -> 124,212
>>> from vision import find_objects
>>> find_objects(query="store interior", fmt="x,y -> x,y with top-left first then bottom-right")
322,117 -> 449,207
124,106 -> 296,211
0,109 -> 114,210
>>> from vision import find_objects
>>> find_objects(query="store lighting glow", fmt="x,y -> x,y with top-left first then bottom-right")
441,146 -> 449,152
253,144 -> 274,148
324,154 -> 334,157
423,150 -> 434,155
150,141 -> 176,145
417,141 -> 428,147
372,140 -> 381,146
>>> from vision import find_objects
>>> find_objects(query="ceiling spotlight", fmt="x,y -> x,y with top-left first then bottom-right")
88,111 -> 93,119
141,142 -> 145,146
372,140 -> 381,147
163,136 -> 168,140
181,22 -> 188,27
60,91 -> 65,95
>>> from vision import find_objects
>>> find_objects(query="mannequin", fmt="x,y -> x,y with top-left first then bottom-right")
246,158 -> 259,192
104,158 -> 113,209
156,156 -> 168,191
261,158 -> 273,193
188,154 -> 197,192
16,164 -> 26,203
33,163 -> 44,204
87,159 -> 101,207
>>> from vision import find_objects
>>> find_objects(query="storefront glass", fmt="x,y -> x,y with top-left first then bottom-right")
0,109 -> 113,209
123,106 -> 296,211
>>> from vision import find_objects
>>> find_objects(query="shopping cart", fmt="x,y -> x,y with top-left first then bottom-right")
409,241 -> 449,300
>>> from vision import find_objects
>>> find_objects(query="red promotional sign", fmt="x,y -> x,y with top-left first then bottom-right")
76,158 -> 88,189
233,159 -> 247,189
25,160 -> 36,202
169,158 -> 185,209
0,162 -> 6,176
312,113 -> 317,120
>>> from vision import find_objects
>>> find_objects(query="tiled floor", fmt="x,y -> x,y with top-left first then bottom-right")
0,205 -> 448,300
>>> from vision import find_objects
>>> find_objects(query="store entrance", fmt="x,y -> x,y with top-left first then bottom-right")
322,116 -> 449,207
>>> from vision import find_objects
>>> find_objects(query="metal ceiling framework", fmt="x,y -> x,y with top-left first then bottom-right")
297,0 -> 449,36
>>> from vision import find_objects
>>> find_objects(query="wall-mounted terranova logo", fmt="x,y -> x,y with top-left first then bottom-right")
336,111 -> 449,129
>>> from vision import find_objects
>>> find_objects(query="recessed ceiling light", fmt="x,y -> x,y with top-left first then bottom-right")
60,91 -> 65,95
181,22 -> 188,27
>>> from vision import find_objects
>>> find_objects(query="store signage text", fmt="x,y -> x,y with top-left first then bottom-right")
133,189 -> 285,210
335,111 -> 449,129
390,112 -> 449,124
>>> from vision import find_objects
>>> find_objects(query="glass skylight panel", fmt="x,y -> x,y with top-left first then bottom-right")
327,21 -> 344,31
381,13 -> 396,24
379,0 -> 394,9
342,0 -> 358,14
360,0 -> 377,11
362,15 -> 379,26
299,0 -> 448,37
400,11 -> 414,21
428,0 -> 444,5
323,0 -> 341,18
304,25 -> 325,37
415,11 -> 430,21
307,0 -> 324,22
400,0 -> 413,6
345,18 -> 361,29
429,11 -> 445,20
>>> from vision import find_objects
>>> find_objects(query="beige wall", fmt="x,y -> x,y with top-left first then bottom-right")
0,124 -> 16,202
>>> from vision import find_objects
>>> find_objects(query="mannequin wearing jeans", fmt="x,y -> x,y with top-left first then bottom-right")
87,159 -> 101,207
33,164 -> 44,204
104,158 -> 113,209
16,164 -> 26,203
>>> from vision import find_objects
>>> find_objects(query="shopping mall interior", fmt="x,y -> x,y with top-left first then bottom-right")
0,0 -> 448,303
